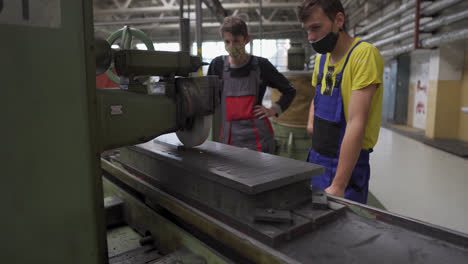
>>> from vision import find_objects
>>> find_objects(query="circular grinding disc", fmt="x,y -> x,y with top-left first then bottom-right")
176,115 -> 212,147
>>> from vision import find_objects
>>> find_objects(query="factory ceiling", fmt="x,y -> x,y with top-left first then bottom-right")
93,0 -> 391,43
93,0 -> 468,62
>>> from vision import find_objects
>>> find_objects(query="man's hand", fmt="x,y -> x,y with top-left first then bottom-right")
325,184 -> 345,198
253,105 -> 276,119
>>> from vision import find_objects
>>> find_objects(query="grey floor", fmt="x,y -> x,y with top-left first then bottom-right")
369,127 -> 468,234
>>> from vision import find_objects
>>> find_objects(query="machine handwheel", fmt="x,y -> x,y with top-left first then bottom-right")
105,26 -> 155,84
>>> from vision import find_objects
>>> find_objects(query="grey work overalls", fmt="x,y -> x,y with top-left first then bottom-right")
219,56 -> 275,153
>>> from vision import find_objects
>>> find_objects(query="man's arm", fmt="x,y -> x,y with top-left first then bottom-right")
207,56 -> 223,78
325,84 -> 377,197
207,60 -> 215,76
253,58 -> 296,119
307,96 -> 315,134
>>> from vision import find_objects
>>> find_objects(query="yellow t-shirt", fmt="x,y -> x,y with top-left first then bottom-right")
311,38 -> 384,150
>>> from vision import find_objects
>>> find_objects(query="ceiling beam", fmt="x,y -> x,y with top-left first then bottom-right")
119,20 -> 301,30
95,16 -> 180,26
202,0 -> 228,23
94,2 -> 301,15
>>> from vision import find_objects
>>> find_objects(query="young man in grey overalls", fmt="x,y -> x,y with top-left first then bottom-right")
208,16 -> 296,153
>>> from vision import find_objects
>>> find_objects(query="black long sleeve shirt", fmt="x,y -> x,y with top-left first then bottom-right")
207,55 -> 296,114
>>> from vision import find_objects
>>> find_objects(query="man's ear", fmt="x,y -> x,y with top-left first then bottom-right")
245,35 -> 251,44
335,12 -> 345,31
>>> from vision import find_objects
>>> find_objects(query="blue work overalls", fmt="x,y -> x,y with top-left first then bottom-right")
307,41 -> 371,204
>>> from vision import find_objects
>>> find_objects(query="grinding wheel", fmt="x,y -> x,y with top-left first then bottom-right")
176,115 -> 212,147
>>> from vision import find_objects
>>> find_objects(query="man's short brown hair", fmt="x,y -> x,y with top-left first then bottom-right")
220,16 -> 249,38
297,0 -> 346,30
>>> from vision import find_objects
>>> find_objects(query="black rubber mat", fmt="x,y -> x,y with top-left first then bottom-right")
382,123 -> 468,158
422,138 -> 468,158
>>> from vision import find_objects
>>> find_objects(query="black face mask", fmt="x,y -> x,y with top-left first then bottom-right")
309,30 -> 339,54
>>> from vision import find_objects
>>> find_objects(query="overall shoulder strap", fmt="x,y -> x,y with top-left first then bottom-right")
317,54 -> 327,85
223,55 -> 230,72
250,56 -> 262,102
251,56 -> 261,81
334,40 -> 364,89
251,55 -> 259,66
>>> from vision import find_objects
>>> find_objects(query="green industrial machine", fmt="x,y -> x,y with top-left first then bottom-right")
2,1 -> 219,263
94,35 -> 219,150
3,1 -> 468,264
2,1 -> 106,263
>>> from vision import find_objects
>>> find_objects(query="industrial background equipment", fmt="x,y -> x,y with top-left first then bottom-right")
2,1 -> 468,264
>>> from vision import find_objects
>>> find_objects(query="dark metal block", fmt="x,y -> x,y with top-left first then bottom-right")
117,137 -> 325,248
250,212 -> 316,248
327,201 -> 346,211
254,208 -> 293,224
129,137 -> 324,195
311,189 -> 328,210
293,201 -> 346,226
105,195 -> 125,227
119,138 -> 324,223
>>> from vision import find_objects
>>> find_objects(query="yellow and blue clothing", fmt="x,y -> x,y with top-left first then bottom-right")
312,38 -> 383,150
308,38 -> 383,203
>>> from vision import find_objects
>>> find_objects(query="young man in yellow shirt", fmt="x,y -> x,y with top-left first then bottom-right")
297,0 -> 384,203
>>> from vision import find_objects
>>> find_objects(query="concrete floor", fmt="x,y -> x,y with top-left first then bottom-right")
369,127 -> 468,234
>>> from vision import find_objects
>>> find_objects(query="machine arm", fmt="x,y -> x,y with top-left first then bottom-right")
94,32 -> 220,151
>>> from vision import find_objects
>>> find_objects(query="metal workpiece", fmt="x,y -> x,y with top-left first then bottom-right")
294,202 -> 345,226
116,148 -> 330,247
248,202 -> 346,247
123,137 -> 324,195
254,208 -> 293,224
118,142 -> 319,212
117,138 -> 325,246
311,189 -> 328,210
104,195 -> 124,227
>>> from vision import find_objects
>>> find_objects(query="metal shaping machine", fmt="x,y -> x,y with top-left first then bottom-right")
94,28 -> 468,264
3,2 -> 468,263
93,30 -> 219,151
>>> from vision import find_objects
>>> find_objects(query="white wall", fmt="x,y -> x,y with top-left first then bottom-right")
409,50 -> 431,129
